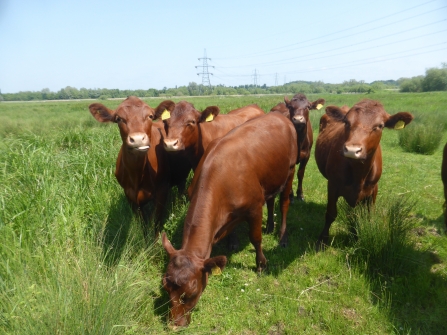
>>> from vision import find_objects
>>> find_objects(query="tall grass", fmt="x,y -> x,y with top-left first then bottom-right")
338,196 -> 418,277
0,128 -> 167,334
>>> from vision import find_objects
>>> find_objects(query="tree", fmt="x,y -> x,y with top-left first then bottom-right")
422,66 -> 447,92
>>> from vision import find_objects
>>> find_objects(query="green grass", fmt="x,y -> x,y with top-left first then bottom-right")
1,92 -> 446,334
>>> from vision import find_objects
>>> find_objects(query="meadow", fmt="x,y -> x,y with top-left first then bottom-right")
1,92 -> 446,334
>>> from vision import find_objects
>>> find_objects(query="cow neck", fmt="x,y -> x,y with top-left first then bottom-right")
120,146 -> 148,187
180,193 -> 220,259
347,147 -> 379,183
296,125 -> 307,150
190,124 -> 206,170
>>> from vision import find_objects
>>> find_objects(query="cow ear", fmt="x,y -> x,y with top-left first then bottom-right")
310,98 -> 325,110
161,232 -> 177,257
203,256 -> 227,275
154,100 -> 175,120
283,96 -> 290,105
199,106 -> 220,123
325,106 -> 346,122
384,112 -> 414,129
89,103 -> 115,123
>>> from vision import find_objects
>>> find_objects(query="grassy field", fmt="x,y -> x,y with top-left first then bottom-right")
1,92 -> 446,334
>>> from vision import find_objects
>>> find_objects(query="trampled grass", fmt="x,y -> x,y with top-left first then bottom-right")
1,92 -> 446,334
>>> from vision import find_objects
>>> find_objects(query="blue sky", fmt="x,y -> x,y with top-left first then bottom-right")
0,0 -> 446,93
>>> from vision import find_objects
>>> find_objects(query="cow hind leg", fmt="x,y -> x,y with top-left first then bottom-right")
265,197 -> 275,234
247,208 -> 267,274
278,170 -> 294,248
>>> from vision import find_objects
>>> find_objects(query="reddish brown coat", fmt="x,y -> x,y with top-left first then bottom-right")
161,112 -> 297,327
270,93 -> 325,200
442,142 -> 447,232
89,96 -> 185,237
154,100 -> 265,170
314,99 -> 413,249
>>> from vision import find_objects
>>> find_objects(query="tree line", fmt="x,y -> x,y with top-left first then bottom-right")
399,63 -> 447,93
1,64 -> 445,102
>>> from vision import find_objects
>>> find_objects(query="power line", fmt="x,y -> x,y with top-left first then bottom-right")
213,0 -> 442,61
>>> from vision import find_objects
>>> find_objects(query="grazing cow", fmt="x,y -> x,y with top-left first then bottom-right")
154,100 -> 265,170
89,96 -> 188,237
161,111 -> 297,327
442,142 -> 447,233
270,93 -> 325,201
314,99 -> 413,250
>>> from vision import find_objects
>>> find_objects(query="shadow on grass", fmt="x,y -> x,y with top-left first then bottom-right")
100,194 -> 133,267
207,200 -> 328,276
336,200 -> 447,334
358,245 -> 447,334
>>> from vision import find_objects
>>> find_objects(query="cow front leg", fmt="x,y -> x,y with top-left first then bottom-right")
316,183 -> 338,251
296,158 -> 309,201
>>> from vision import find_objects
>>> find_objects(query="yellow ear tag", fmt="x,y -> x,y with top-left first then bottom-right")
316,104 -> 323,110
161,109 -> 171,120
394,120 -> 405,130
205,113 -> 214,122
211,266 -> 222,276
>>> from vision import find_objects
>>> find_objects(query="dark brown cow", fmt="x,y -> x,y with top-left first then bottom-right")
270,93 -> 325,201
314,99 -> 413,250
154,100 -> 265,170
161,111 -> 297,327
89,96 -> 187,237
442,142 -> 447,233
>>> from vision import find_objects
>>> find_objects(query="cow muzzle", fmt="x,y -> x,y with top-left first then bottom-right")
343,145 -> 364,159
126,132 -> 150,151
164,138 -> 182,151
292,115 -> 306,125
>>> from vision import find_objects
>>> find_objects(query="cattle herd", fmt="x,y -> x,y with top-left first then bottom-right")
87,93 -> 447,328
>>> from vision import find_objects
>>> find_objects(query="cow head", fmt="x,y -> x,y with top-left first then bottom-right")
326,99 -> 413,160
284,93 -> 325,129
89,96 -> 155,152
161,233 -> 227,328
154,101 -> 220,152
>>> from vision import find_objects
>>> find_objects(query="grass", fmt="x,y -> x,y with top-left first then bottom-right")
1,92 -> 447,334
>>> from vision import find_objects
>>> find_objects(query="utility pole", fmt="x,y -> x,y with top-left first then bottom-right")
253,69 -> 258,87
195,49 -> 214,94
275,73 -> 278,86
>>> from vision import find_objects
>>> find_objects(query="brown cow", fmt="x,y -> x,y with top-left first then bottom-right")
442,142 -> 447,233
161,111 -> 297,327
314,99 -> 413,250
270,93 -> 325,201
89,96 -> 188,237
154,100 -> 265,170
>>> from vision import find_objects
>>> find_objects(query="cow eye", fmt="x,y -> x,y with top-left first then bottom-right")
147,115 -> 154,120
115,116 -> 122,123
188,120 -> 196,126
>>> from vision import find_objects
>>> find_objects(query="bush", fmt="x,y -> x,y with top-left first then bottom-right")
339,196 -> 418,277
398,121 -> 443,155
